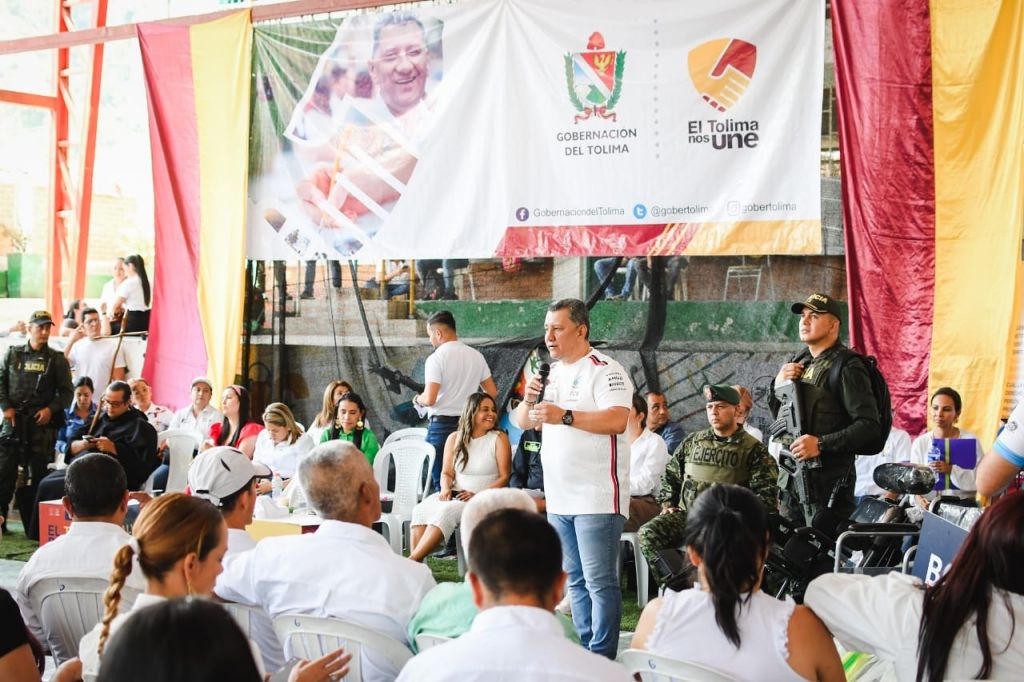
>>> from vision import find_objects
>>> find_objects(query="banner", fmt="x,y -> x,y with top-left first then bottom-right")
246,0 -> 823,260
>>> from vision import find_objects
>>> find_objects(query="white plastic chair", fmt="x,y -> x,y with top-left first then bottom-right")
617,649 -> 738,682
155,429 -> 202,493
620,531 -> 652,607
28,577 -> 140,665
224,602 -> 285,672
414,633 -> 453,651
273,613 -> 413,681
382,427 -> 427,445
373,440 -> 434,554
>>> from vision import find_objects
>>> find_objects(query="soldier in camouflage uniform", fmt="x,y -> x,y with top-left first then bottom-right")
0,311 -> 73,532
638,384 -> 779,582
769,293 -> 881,526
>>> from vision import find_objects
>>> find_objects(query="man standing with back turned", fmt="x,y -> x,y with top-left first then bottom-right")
414,310 -> 497,493
769,293 -> 881,525
512,298 -> 632,659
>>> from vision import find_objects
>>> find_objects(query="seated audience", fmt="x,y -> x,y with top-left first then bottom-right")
129,378 -> 172,434
909,387 -> 985,501
215,441 -> 436,682
306,380 -> 353,444
397,508 -> 632,681
30,381 -> 159,539
0,588 -> 44,681
56,377 -> 97,456
977,397 -> 1024,496
157,376 -> 222,490
633,484 -> 843,682
624,393 -> 670,532
63,307 -> 127,389
855,416 -> 911,500
253,402 -> 315,486
188,446 -> 283,672
78,493 -> 237,677
805,490 -> 1024,681
733,385 -> 763,442
646,391 -> 684,455
407,489 -> 578,651
97,598 -> 349,682
408,393 -> 511,562
319,391 -> 380,465
15,453 -> 146,647
203,385 -> 262,458
508,426 -> 545,511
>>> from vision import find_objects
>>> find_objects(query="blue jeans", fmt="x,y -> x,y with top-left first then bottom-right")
594,258 -> 638,298
426,417 -> 459,493
548,512 -> 625,659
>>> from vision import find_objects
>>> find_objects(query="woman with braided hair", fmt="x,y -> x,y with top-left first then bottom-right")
78,493 -> 230,677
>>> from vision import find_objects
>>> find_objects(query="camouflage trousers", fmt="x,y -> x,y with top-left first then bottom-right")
638,510 -> 688,586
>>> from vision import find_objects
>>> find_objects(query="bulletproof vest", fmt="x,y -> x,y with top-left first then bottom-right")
5,344 -> 61,409
794,347 -> 852,440
681,428 -> 760,509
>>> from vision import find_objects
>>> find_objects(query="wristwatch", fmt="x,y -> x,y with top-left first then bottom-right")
561,409 -> 574,426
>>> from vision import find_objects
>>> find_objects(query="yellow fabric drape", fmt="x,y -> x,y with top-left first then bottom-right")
191,11 -> 253,401
929,0 -> 1024,446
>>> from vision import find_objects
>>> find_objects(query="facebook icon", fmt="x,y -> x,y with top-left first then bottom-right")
633,203 -> 647,219
515,207 -> 530,222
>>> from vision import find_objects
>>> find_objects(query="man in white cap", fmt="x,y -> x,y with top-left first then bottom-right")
189,445 -> 283,671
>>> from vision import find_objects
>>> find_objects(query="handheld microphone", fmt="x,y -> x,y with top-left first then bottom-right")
534,363 -> 551,404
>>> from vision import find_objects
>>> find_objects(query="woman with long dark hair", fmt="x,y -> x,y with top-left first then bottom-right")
407,392 -> 511,562
909,386 -> 985,501
633,484 -> 843,681
113,254 -> 151,333
319,391 -> 380,464
806,491 -> 1024,681
202,385 -> 262,458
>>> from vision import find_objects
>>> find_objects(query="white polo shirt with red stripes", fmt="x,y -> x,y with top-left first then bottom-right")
540,348 -> 633,517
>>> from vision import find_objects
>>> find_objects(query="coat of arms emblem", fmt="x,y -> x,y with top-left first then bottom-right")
564,32 -> 626,124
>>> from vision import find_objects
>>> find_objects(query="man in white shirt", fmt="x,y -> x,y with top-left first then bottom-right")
512,298 -> 633,659
99,257 -> 126,335
189,446 -> 283,672
397,508 -> 632,682
14,453 -> 145,651
855,423 -> 912,500
63,308 -> 127,391
156,376 -> 222,491
215,441 -> 435,682
414,310 -> 498,493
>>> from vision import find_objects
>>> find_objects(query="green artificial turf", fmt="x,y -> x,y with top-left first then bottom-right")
0,521 -> 39,561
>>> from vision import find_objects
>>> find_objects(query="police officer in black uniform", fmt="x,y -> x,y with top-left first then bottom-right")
769,294 -> 881,526
0,310 -> 73,532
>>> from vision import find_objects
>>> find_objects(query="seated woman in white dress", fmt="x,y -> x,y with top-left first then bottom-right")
408,392 -> 511,562
909,386 -> 985,502
253,402 -> 315,493
632,484 -> 844,682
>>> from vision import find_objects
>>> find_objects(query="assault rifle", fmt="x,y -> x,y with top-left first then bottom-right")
768,381 -> 820,524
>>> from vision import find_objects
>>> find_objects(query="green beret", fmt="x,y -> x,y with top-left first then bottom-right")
702,384 -> 740,405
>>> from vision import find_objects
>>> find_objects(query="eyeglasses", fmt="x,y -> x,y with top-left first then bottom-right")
102,399 -> 128,407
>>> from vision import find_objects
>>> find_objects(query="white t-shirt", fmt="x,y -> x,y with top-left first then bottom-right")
806,571 -> 1024,682
541,348 -> 633,516
628,429 -> 669,497
909,429 -> 984,493
252,430 -> 315,478
168,404 -> 223,442
115,275 -> 149,311
855,427 -> 912,497
100,279 -> 120,315
68,337 -> 127,390
994,399 -> 1024,468
743,422 -> 764,443
424,340 -> 492,417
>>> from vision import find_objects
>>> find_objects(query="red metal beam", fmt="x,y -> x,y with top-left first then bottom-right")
47,0 -> 70,318
72,0 -> 108,299
0,89 -> 59,109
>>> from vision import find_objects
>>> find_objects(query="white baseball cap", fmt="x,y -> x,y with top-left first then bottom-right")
188,446 -> 271,507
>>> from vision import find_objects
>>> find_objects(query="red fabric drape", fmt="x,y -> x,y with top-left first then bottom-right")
137,22 -> 208,410
832,0 -> 935,436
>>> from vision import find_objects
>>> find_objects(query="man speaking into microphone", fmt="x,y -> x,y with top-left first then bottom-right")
512,298 -> 632,659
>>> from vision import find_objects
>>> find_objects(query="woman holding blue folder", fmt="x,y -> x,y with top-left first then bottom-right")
909,387 -> 985,500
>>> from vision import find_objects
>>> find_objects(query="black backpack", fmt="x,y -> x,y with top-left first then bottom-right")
825,349 -> 893,455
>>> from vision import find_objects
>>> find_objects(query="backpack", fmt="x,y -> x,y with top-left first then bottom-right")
825,349 -> 893,455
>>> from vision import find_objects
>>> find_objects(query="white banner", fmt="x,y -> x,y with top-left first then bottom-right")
246,0 -> 824,260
